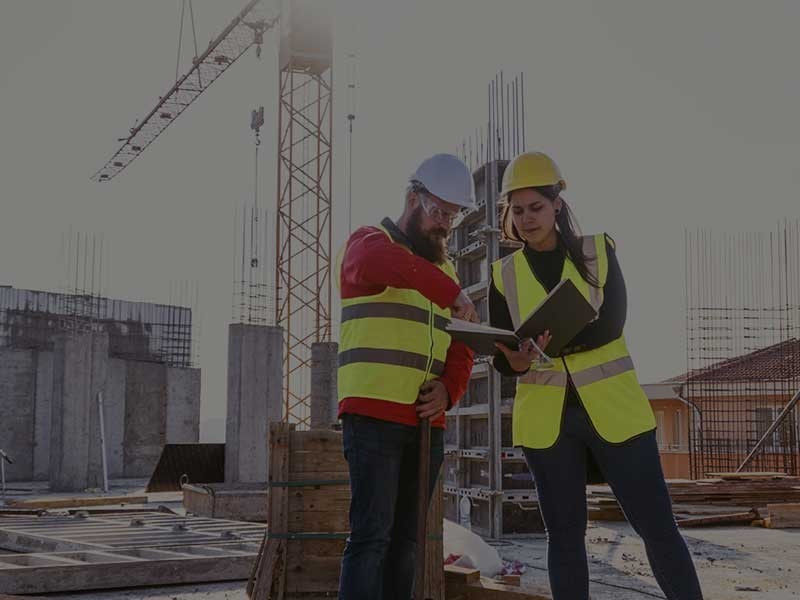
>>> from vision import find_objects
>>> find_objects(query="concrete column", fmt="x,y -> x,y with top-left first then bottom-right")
33,351 -> 54,481
105,358 -> 127,478
49,332 -> 109,492
122,361 -> 167,478
225,324 -> 283,484
310,342 -> 339,429
166,366 -> 201,443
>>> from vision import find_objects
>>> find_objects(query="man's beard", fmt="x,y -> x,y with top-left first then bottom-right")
407,206 -> 449,264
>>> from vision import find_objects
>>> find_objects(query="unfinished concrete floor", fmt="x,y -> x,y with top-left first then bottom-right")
29,522 -> 797,599
495,521 -> 800,600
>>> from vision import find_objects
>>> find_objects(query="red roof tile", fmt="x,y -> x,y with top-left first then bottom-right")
665,338 -> 800,383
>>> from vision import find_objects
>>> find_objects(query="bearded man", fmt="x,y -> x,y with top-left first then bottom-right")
336,154 -> 478,600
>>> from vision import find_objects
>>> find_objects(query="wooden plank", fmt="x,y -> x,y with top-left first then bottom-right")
708,472 -> 787,480
766,502 -> 800,528
5,496 -> 148,510
288,429 -> 343,453
287,486 -> 350,514
424,469 -> 445,600
0,554 -> 255,594
676,511 -> 756,528
251,422 -> 293,600
288,470 -> 349,483
444,565 -> 480,584
446,577 -> 551,600
289,510 -> 349,533
285,546 -> 342,594
288,451 -> 348,476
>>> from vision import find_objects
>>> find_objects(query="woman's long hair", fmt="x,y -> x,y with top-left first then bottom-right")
501,185 -> 600,288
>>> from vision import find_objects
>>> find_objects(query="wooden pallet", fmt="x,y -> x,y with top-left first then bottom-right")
248,423 -> 445,599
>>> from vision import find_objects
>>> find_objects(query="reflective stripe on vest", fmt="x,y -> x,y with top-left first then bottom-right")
337,224 -> 456,405
341,302 -> 450,333
491,234 -> 655,448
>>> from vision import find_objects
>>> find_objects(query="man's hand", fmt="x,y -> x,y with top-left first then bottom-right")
416,380 -> 449,420
450,290 -> 479,323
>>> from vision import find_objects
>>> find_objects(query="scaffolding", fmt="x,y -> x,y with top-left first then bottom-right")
443,73 -> 542,539
684,220 -> 800,477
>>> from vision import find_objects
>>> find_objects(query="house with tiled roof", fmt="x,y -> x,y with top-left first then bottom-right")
644,338 -> 800,479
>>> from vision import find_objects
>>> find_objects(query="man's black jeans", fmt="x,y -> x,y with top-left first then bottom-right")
338,414 -> 444,600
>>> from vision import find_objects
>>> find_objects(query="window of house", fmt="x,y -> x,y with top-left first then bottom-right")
673,410 -> 685,449
754,406 -> 788,452
655,411 -> 665,448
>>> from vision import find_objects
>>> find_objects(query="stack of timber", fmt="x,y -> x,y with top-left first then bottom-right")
247,423 -> 445,599
587,473 -> 800,527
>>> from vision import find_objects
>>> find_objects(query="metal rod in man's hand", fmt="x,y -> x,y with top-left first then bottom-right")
414,416 -> 432,600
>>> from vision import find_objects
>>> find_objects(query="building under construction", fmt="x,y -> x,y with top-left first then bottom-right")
678,221 -> 800,478
441,74 -> 540,539
0,285 -> 201,488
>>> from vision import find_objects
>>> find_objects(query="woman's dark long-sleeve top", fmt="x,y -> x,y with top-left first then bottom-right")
489,234 -> 626,407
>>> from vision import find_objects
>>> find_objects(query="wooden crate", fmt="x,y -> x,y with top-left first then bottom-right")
249,423 -> 445,599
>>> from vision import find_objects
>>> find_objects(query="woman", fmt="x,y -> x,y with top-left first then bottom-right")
490,151 -> 703,600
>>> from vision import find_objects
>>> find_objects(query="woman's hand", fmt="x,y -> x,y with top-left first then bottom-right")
495,331 -> 552,373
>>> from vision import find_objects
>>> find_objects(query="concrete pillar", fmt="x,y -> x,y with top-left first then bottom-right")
33,351 -> 54,481
49,332 -> 109,492
166,366 -> 201,443
105,358 -> 127,478
122,361 -> 167,478
310,342 -> 339,429
225,324 -> 283,484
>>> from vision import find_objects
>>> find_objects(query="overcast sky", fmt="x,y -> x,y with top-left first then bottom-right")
2,1 -> 799,439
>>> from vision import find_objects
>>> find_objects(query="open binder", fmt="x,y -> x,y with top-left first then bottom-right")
446,279 -> 597,357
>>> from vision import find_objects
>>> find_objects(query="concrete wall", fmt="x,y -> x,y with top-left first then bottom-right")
166,366 -> 201,443
1,340 -> 201,485
226,324 -> 283,484
0,348 -> 36,481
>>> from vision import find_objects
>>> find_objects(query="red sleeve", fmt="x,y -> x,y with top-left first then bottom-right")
438,340 -> 474,410
340,226 -> 461,309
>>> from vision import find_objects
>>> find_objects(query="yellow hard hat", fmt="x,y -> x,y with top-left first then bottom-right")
500,151 -> 566,199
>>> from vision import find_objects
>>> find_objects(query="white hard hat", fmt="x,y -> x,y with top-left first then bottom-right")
410,153 -> 476,210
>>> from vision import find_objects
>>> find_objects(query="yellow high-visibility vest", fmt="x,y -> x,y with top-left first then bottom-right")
337,224 -> 458,405
491,234 -> 655,448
